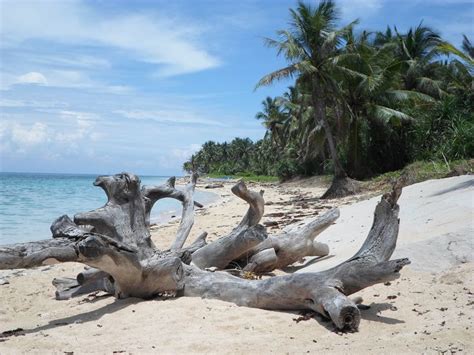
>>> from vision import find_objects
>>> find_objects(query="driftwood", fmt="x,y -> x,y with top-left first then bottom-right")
0,172 -> 409,331
191,182 -> 266,269
243,208 -> 337,273
204,183 -> 224,189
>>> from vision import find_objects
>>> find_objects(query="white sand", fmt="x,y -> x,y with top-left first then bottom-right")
0,176 -> 473,354
300,175 -> 474,273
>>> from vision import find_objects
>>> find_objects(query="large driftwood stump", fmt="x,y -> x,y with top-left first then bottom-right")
0,173 -> 409,331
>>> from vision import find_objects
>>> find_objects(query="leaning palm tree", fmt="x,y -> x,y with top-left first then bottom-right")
256,0 -> 359,199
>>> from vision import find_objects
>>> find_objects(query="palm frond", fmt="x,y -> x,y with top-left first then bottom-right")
462,35 -> 474,58
264,32 -> 309,61
437,41 -> 474,67
255,64 -> 300,89
336,65 -> 368,80
417,76 -> 447,98
372,105 -> 414,123
386,89 -> 435,102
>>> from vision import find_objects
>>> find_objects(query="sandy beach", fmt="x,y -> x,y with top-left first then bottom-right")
0,176 -> 473,354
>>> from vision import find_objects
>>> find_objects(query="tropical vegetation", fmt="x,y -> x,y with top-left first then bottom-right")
184,0 -> 473,197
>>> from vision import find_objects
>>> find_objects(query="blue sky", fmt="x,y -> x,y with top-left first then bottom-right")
1,0 -> 472,175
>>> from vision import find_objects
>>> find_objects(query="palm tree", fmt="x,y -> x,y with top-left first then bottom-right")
374,26 -> 394,47
338,29 -> 435,176
255,96 -> 286,145
394,22 -> 444,97
277,83 -> 327,169
256,0 -> 359,198
229,137 -> 255,173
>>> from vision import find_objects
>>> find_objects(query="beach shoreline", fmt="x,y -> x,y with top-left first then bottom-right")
0,176 -> 472,354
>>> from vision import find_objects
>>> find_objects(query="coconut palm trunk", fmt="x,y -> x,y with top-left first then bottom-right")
312,82 -> 359,198
311,83 -> 347,179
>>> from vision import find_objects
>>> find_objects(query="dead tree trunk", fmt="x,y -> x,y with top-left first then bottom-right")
183,183 -> 408,330
0,173 -> 409,331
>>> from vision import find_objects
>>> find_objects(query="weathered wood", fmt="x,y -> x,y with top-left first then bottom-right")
243,248 -> 278,272
182,232 -> 208,254
76,235 -> 184,298
74,172 -> 153,252
141,176 -> 203,227
245,208 -> 338,272
190,181 -> 266,269
0,173 -> 409,331
53,276 -> 114,300
0,231 -> 183,298
192,225 -> 268,269
183,184 -> 408,330
0,238 -> 79,269
183,264 -> 366,330
77,268 -> 109,285
170,173 -> 198,251
232,181 -> 265,229
204,183 -> 224,189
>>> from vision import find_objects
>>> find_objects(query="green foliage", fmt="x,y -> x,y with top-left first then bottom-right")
368,159 -> 473,189
407,95 -> 474,162
184,1 -> 473,182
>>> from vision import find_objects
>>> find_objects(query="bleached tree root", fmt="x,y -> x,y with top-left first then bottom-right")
0,173 -> 409,331
142,176 -> 203,227
55,268 -> 114,301
0,238 -> 80,269
53,275 -> 114,301
183,185 -> 408,330
191,181 -> 266,269
243,208 -> 338,273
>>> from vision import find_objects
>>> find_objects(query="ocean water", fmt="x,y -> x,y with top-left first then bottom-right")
0,172 -> 218,245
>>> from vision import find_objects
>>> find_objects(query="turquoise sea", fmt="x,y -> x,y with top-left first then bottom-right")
0,172 -> 217,245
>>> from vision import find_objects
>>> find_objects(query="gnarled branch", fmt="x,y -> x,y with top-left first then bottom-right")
171,173 -> 199,251
141,176 -> 203,227
191,180 -> 266,269
244,208 -> 339,272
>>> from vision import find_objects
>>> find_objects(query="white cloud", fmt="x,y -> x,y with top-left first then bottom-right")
339,0 -> 383,22
171,144 -> 202,161
1,0 -> 220,76
0,98 -> 27,107
55,110 -> 100,144
59,110 -> 99,121
56,118 -> 96,143
1,69 -> 133,93
30,54 -> 110,69
114,109 -> 226,127
11,122 -> 48,146
0,98 -> 67,109
27,70 -> 96,90
17,72 -> 48,85
0,110 -> 99,155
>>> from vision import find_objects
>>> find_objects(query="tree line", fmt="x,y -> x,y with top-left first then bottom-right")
184,0 -> 473,197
